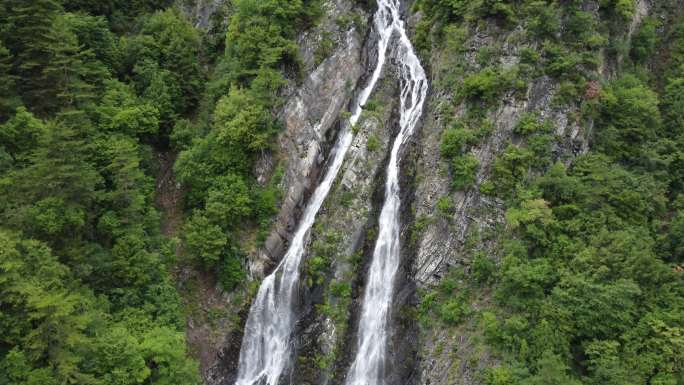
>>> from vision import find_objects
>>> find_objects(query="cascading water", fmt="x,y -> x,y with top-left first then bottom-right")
234,8 -> 397,385
345,1 -> 428,384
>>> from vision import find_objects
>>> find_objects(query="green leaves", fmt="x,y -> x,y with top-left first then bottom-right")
227,0 -> 322,78
95,80 -> 160,136
138,327 -> 199,385
596,75 -> 661,165
484,71 -> 682,384
183,213 -> 227,267
440,123 -> 481,190
446,155 -> 476,191
213,87 -> 273,153
0,107 -> 45,160
440,125 -> 473,158
520,353 -> 581,385
123,9 -> 202,116
206,175 -> 253,225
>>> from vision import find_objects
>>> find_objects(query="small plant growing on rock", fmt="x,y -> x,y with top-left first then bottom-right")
441,125 -> 474,158
366,134 -> 380,151
513,112 -> 552,136
451,154 -> 479,190
436,196 -> 454,218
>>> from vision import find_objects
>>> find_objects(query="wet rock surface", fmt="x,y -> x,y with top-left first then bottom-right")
254,0 -> 370,277
198,1 -> 373,383
178,0 -> 662,384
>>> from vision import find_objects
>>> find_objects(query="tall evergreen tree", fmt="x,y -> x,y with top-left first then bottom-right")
2,0 -> 63,112
0,40 -> 19,122
43,16 -> 102,111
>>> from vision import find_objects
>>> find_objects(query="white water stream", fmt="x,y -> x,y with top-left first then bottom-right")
345,0 -> 428,384
234,6 -> 396,384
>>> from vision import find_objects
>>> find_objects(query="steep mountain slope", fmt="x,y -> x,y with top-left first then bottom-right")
176,0 -> 684,384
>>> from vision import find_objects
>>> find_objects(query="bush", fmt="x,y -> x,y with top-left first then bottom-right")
513,113 -> 551,136
438,297 -> 470,325
472,252 -> 497,284
523,0 -> 560,39
452,154 -> 479,190
436,196 -> 454,217
183,212 -> 227,267
596,76 -> 661,165
218,250 -> 246,291
631,18 -> 658,63
461,67 -> 509,102
366,134 -> 380,152
204,174 -> 253,226
484,145 -> 534,198
441,125 -> 475,158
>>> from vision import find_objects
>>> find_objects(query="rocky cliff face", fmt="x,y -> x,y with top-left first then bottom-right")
178,0 -> 677,384
406,1 -> 659,384
190,1 -> 375,383
255,0 -> 368,275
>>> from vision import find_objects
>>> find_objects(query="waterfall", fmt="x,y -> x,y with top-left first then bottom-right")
345,0 -> 428,384
234,7 -> 397,385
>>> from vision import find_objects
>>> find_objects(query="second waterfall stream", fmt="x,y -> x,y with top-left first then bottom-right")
235,0 -> 427,384
345,0 -> 428,384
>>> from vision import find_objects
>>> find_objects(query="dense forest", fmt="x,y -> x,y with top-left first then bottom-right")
0,0 -> 324,383
0,0 -> 683,384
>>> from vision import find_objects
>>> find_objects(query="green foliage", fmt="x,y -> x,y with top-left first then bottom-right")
0,230 -> 198,384
412,5 -> 684,385
441,122 -> 483,190
451,154 -> 479,190
595,75 -> 661,165
306,229 -> 341,286
513,113 -> 551,136
600,0 -> 635,21
482,145 -> 534,198
226,0 -> 322,81
482,364 -> 528,385
366,134 -> 381,152
122,9 -> 202,125
183,212 -> 227,267
436,196 -> 454,217
438,294 -> 471,325
0,41 -> 19,121
662,76 -> 684,137
42,14 -> 102,110
416,0 -> 517,23
314,32 -> 335,66
523,1 -> 560,39
520,353 -> 581,385
482,118 -> 680,385
175,87 -> 275,204
219,250 -> 247,292
0,2 -> 205,380
419,270 -> 472,327
631,17 -> 658,63
461,67 -> 512,103
440,125 -> 474,158
205,174 -> 253,226
94,80 -> 160,135
1,0 -> 63,109
472,252 -> 497,284
0,107 -> 45,160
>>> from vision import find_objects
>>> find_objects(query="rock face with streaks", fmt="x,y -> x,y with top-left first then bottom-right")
404,2 -> 656,384
254,0 -> 370,276
177,0 -> 680,384
183,1 -> 374,384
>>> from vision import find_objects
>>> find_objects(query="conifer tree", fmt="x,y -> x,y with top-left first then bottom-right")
43,16 -> 100,111
2,0 -> 63,112
0,41 -> 19,122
